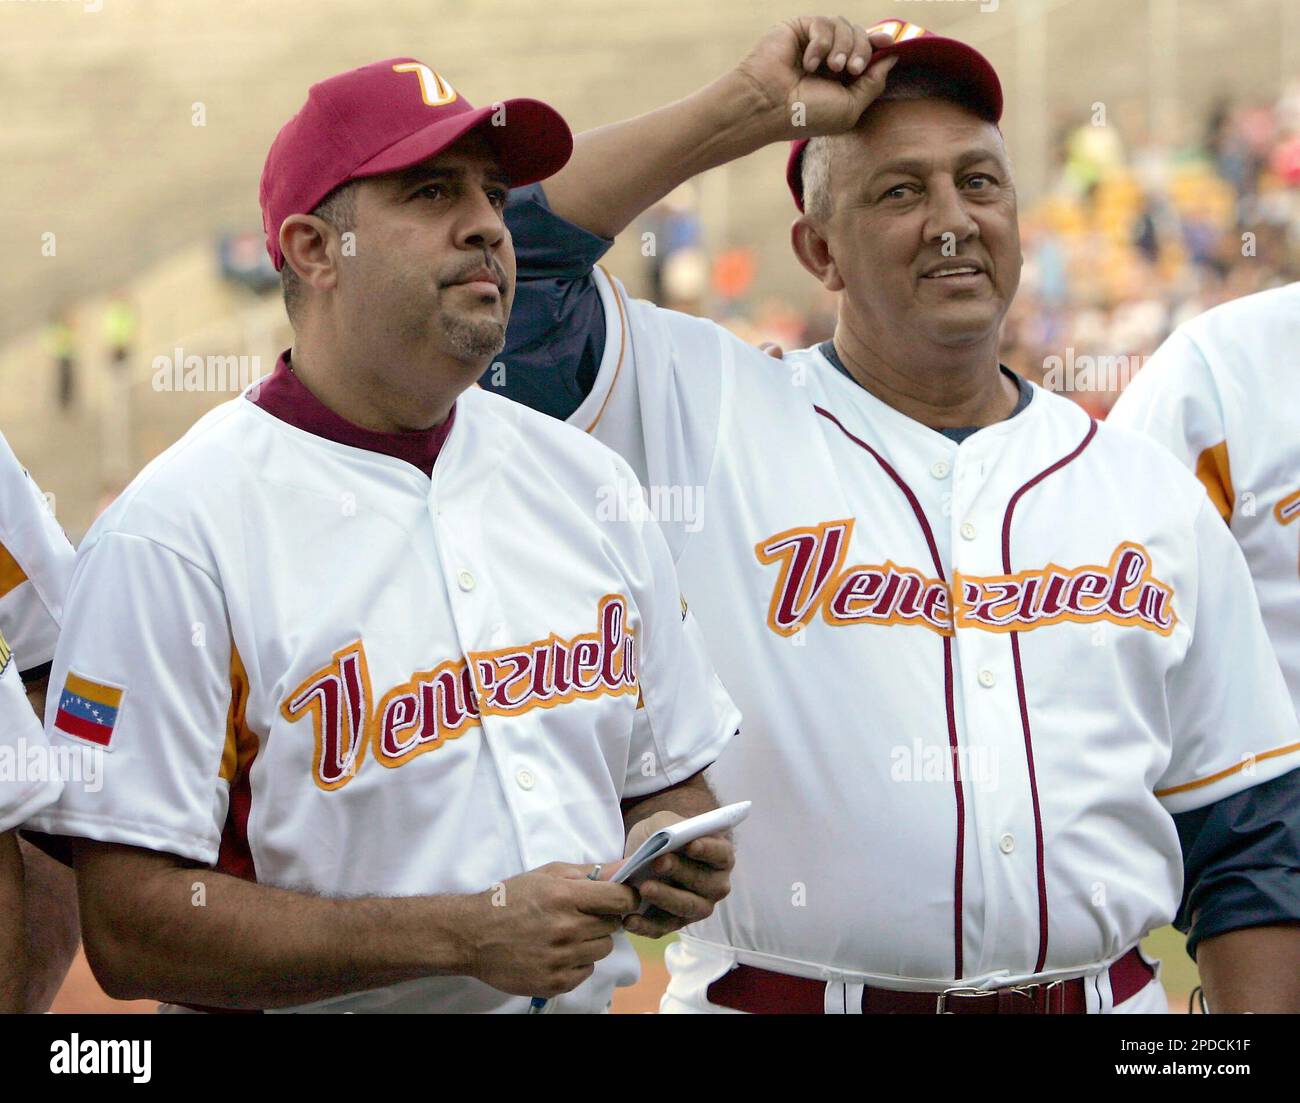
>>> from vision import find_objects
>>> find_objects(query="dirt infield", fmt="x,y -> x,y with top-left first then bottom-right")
49,951 -> 157,1014
611,959 -> 669,1014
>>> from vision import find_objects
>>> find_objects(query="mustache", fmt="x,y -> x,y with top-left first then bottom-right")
439,254 -> 508,290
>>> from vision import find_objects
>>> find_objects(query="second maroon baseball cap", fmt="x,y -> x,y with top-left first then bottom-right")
260,58 -> 573,269
786,20 -> 1003,212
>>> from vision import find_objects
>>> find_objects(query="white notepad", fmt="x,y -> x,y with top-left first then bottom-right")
613,801 -> 751,910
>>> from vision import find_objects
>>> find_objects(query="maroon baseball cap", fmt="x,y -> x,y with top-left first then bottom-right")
786,19 -> 1003,212
260,58 -> 573,269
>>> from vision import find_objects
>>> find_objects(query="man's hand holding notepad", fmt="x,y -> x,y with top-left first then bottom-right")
605,801 -> 751,919
527,801 -> 750,1011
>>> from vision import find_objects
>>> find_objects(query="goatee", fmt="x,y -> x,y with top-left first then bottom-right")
441,315 -> 506,360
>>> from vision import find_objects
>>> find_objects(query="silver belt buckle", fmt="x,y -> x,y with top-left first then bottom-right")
1002,978 -> 1068,1013
937,977 -> 1067,1014
1037,977 -> 1067,1013
935,986 -> 992,1014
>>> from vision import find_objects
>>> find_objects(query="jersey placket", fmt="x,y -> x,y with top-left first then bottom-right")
425,449 -> 545,877
813,396 -> 979,980
947,433 -> 1045,980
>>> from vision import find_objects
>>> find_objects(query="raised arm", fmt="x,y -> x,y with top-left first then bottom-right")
541,17 -> 898,238
493,19 -> 897,419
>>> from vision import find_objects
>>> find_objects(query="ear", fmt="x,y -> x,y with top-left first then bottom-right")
279,214 -> 342,294
790,217 -> 845,293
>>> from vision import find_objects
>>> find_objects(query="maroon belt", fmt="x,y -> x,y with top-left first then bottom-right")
706,946 -> 1154,1014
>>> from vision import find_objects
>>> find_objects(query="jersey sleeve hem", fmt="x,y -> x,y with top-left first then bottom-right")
1181,886 -> 1300,960
21,806 -> 219,867
568,266 -> 629,434
0,776 -> 63,834
1156,740 -> 1300,814
622,709 -> 739,800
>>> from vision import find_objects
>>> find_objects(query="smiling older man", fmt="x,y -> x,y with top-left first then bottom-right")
486,16 -> 1300,1013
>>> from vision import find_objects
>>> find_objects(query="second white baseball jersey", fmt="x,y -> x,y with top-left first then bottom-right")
0,431 -> 73,677
27,378 -> 739,1013
1109,281 -> 1300,718
571,268 -> 1300,1004
0,432 -> 73,832
0,629 -> 57,833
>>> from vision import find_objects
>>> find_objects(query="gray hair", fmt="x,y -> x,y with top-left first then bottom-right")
801,68 -> 997,223
280,181 -> 359,325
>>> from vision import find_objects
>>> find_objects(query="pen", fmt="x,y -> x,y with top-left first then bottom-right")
528,864 -> 603,1014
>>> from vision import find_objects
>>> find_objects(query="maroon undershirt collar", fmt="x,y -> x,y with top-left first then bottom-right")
249,350 -> 455,478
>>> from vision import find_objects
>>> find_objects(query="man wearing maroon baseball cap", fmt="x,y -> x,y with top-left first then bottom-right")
782,23 -> 1001,212
45,58 -> 744,1015
480,15 -> 1300,1015
260,56 -> 574,396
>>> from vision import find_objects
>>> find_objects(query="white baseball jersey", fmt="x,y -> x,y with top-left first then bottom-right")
27,381 -> 738,1013
1109,281 -> 1300,719
0,431 -> 72,675
571,268 -> 1300,1006
0,432 -> 73,832
0,630 -> 59,834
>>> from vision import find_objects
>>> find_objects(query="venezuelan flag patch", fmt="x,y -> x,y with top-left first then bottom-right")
54,672 -> 124,747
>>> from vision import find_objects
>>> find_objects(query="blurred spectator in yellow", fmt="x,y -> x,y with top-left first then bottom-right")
1062,117 -> 1126,198
43,309 -> 77,412
103,296 -> 137,375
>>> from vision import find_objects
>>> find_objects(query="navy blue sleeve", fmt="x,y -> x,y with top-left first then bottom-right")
480,183 -> 612,421
1172,766 -> 1300,959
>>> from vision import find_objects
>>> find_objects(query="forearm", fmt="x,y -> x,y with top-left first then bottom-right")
75,840 -> 481,1009
542,69 -> 776,240
19,837 -> 79,1012
1197,925 -> 1300,1012
0,830 -> 26,1012
540,17 -> 894,239
623,769 -> 719,835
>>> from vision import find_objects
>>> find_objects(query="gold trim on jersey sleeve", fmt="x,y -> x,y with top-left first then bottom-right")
1275,486 -> 1300,526
220,641 -> 257,783
0,542 -> 29,600
1155,740 -> 1300,798
582,265 -> 629,434
1194,440 -> 1234,524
